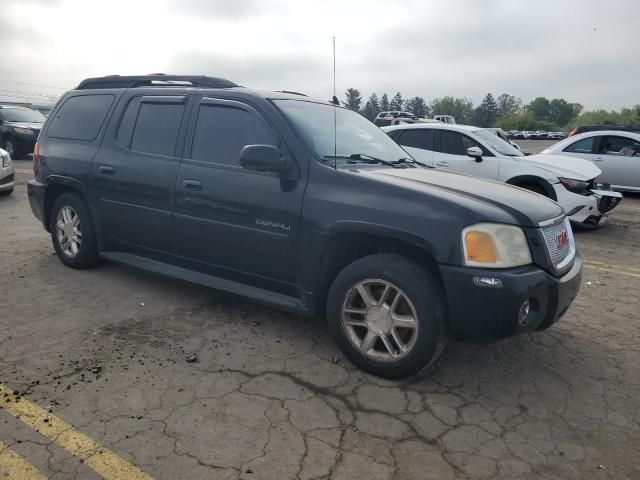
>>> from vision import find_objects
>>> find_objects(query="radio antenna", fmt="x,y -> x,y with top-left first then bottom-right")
332,36 -> 337,169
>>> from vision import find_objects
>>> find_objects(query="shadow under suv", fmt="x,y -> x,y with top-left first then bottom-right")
28,75 -> 582,378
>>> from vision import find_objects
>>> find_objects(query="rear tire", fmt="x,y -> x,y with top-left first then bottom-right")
327,253 -> 447,379
50,193 -> 101,269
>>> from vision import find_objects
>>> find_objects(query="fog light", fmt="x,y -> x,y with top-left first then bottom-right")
518,300 -> 531,326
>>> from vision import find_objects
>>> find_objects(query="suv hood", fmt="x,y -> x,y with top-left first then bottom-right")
517,153 -> 601,180
362,167 -> 562,227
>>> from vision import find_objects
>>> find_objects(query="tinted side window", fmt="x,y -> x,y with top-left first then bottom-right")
600,136 -> 640,156
563,137 -> 594,154
397,129 -> 435,150
130,102 -> 185,157
375,119 -> 392,127
440,131 -> 483,155
47,95 -> 115,141
116,97 -> 142,148
191,105 -> 274,166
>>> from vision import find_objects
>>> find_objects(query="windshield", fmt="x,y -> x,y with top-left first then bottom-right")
473,129 -> 523,157
274,100 -> 409,163
1,107 -> 46,123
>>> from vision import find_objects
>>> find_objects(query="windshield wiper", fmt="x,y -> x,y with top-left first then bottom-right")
323,154 -> 406,168
394,157 -> 431,168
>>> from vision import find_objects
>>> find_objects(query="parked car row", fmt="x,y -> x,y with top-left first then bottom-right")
508,130 -> 568,140
25,74 -> 584,379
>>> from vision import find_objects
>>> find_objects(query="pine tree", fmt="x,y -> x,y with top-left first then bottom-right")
473,93 -> 499,127
362,93 -> 381,121
390,92 -> 404,111
343,88 -> 362,112
380,93 -> 390,112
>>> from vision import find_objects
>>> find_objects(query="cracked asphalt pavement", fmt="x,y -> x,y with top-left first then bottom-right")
1,158 -> 639,479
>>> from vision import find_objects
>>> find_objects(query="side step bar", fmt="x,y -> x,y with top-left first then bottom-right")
101,251 -> 307,313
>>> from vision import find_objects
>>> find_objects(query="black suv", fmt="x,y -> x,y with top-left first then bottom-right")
0,105 -> 46,158
28,75 -> 582,378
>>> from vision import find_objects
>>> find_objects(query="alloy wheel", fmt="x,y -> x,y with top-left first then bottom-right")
55,206 -> 82,258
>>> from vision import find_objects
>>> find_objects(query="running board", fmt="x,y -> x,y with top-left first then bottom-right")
101,251 -> 307,313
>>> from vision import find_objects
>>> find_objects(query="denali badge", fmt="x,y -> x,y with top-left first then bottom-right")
556,230 -> 569,249
255,219 -> 291,231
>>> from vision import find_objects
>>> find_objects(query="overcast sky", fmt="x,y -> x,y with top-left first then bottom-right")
1,0 -> 638,110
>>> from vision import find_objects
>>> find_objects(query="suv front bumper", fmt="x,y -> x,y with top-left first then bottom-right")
439,252 -> 582,341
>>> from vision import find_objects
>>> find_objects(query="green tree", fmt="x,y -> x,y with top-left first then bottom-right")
342,88 -> 362,112
527,97 -> 551,120
380,93 -> 390,112
405,96 -> 429,117
473,93 -> 499,127
496,93 -> 522,117
548,99 -> 582,127
429,96 -> 474,124
361,93 -> 381,121
390,92 -> 404,111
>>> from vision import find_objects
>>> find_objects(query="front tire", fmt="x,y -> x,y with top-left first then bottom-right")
50,193 -> 100,268
0,187 -> 13,196
3,137 -> 21,159
327,253 -> 447,379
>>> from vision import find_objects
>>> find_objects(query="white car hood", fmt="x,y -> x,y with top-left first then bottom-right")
516,153 -> 601,181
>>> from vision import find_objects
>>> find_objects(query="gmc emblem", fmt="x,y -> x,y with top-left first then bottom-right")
556,230 -> 569,249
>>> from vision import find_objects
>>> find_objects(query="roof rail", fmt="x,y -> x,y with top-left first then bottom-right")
275,90 -> 307,97
76,74 -> 238,90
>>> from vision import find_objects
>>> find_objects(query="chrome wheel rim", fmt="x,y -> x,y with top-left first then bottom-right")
55,206 -> 82,258
5,140 -> 15,158
341,279 -> 419,362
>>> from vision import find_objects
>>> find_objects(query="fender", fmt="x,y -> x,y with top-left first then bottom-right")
506,175 -> 557,201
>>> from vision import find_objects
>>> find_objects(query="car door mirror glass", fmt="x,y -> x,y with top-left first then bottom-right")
239,145 -> 287,173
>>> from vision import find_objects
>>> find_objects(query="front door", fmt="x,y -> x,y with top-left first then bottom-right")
92,94 -> 188,253
433,129 -> 499,180
173,97 -> 305,289
593,135 -> 640,189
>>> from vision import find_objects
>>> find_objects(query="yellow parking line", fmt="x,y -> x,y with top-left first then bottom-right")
0,440 -> 47,480
15,168 -> 33,174
0,384 -> 153,480
583,261 -> 640,279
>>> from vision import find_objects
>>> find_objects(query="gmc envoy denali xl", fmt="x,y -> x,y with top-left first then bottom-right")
28,75 -> 582,378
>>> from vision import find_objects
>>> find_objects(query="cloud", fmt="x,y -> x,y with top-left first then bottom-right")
0,0 -> 638,110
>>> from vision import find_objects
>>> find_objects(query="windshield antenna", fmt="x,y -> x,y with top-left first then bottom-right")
332,36 -> 337,169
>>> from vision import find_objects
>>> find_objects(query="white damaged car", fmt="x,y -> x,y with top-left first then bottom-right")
383,123 -> 622,228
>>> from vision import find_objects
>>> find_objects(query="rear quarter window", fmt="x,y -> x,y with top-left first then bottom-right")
47,94 -> 115,141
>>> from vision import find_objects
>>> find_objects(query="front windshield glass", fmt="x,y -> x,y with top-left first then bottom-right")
1,107 -> 46,123
274,100 -> 410,163
472,129 -> 523,157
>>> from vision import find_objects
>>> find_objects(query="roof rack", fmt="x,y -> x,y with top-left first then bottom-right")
76,74 -> 238,90
275,90 -> 307,97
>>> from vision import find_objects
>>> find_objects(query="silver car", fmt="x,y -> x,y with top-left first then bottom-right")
542,131 -> 640,192
0,148 -> 15,195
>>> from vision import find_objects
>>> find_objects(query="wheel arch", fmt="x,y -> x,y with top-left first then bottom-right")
43,178 -> 91,232
506,175 -> 557,201
313,226 -> 444,316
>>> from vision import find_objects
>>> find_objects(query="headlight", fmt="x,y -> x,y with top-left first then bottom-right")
462,223 -> 532,268
12,127 -> 34,135
559,177 -> 590,193
1,152 -> 11,168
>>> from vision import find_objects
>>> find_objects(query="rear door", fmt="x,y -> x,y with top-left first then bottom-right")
594,135 -> 640,189
394,128 -> 436,165
92,94 -> 189,253
433,129 -> 499,179
173,97 -> 304,287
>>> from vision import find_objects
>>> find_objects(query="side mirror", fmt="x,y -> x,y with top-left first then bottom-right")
466,146 -> 483,162
239,145 -> 288,173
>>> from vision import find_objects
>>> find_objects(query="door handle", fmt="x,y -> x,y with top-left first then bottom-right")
594,157 -> 604,162
98,165 -> 114,174
182,179 -> 202,190
435,161 -> 449,167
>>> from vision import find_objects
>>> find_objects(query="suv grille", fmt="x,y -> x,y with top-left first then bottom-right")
540,217 -> 574,269
599,196 -> 621,214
